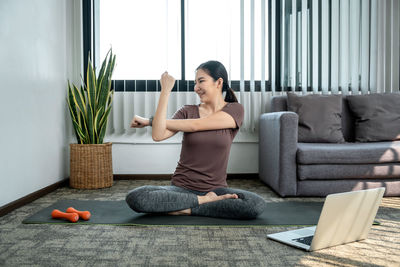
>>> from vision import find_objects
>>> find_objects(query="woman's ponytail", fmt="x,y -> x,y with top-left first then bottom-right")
223,83 -> 238,103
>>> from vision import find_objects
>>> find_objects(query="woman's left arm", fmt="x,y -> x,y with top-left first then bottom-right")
166,111 -> 237,132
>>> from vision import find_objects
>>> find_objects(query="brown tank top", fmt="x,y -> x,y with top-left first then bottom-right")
170,102 -> 244,192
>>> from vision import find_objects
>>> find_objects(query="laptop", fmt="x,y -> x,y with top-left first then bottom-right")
267,187 -> 385,251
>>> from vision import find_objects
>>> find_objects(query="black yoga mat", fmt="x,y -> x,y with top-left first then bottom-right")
23,200 -> 327,226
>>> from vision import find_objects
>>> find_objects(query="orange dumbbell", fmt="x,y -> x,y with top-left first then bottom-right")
51,209 -> 79,223
66,207 -> 91,221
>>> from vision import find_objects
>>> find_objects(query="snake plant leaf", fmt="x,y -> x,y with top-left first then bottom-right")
79,74 -> 87,91
67,82 -> 78,121
97,52 -> 115,136
97,78 -> 104,106
67,97 -> 77,126
98,49 -> 111,79
80,85 -> 86,103
87,58 -> 97,114
106,55 -> 115,98
98,119 -> 108,144
107,89 -> 114,107
78,107 -> 89,143
76,107 -> 83,141
69,86 -> 81,115
72,85 -> 86,115
98,90 -> 113,143
71,119 -> 83,143
96,73 -> 106,118
87,106 -> 95,144
99,92 -> 113,129
94,106 -> 104,143
96,49 -> 111,102
110,54 -> 116,77
104,55 -> 116,107
98,110 -> 112,143
67,96 -> 81,143
98,106 -> 112,144
67,101 -> 77,127
75,123 -> 85,141
76,126 -> 86,144
68,84 -> 87,144
79,86 -> 89,140
67,101 -> 85,144
98,51 -> 115,110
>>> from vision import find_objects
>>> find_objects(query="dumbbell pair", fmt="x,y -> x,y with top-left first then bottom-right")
51,207 -> 91,223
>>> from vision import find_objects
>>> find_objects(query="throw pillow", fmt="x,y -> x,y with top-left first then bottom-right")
346,93 -> 400,142
287,92 -> 345,143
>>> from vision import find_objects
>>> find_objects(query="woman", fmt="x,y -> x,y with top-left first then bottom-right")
126,60 -> 266,219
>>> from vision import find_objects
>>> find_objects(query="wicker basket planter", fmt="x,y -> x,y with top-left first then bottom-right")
69,142 -> 113,189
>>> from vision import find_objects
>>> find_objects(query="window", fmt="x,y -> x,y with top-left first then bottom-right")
98,0 -> 181,80
184,0 -> 241,80
85,0 -> 269,91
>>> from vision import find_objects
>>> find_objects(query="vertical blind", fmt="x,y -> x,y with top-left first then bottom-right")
104,0 -> 400,143
269,0 -> 400,94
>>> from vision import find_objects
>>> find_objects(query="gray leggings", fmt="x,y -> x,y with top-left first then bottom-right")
125,185 -> 266,219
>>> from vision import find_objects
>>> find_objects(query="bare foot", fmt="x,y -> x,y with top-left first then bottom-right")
167,191 -> 238,215
168,208 -> 191,216
197,191 -> 238,205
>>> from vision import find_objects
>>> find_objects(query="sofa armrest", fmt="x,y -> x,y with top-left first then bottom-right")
259,111 -> 298,197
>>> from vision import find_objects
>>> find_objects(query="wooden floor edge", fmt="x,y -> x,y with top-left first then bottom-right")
0,173 -> 259,217
0,178 -> 69,218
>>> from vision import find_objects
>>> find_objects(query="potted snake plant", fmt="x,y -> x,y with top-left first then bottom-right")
67,49 -> 116,189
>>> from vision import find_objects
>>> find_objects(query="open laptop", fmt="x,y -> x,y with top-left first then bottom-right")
267,187 -> 385,251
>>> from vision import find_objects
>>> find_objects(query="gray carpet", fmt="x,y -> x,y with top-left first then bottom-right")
1,179 -> 399,266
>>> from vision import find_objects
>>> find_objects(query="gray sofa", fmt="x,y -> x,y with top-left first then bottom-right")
259,95 -> 400,197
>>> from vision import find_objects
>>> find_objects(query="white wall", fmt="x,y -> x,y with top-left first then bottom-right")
111,142 -> 259,175
0,0 -> 81,207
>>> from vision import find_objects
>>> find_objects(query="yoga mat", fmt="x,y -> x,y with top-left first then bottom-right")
23,200 -> 326,226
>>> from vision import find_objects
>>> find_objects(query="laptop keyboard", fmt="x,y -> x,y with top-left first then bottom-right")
293,235 -> 314,246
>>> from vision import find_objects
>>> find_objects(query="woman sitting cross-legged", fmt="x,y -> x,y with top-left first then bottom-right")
126,60 -> 266,219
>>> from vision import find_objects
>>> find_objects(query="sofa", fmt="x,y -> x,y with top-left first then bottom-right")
259,93 -> 400,197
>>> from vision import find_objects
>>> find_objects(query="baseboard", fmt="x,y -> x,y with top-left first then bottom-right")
0,178 -> 69,218
114,173 -> 259,180
0,173 -> 259,217
114,174 -> 172,180
226,173 -> 259,179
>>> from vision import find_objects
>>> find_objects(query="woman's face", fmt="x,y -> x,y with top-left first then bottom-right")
194,69 -> 222,102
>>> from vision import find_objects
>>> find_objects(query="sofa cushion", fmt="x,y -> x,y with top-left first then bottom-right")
271,95 -> 356,142
298,163 -> 400,180
297,141 -> 400,164
347,93 -> 400,142
287,93 -> 345,143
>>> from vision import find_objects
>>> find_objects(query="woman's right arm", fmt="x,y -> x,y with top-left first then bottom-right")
130,115 -> 178,141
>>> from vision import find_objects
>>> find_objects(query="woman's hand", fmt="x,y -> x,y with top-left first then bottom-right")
130,115 -> 150,128
160,71 -> 175,94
